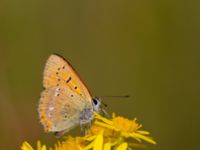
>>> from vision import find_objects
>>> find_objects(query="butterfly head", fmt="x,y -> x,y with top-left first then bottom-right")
92,97 -> 101,112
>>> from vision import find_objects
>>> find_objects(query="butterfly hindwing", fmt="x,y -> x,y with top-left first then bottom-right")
39,86 -> 86,132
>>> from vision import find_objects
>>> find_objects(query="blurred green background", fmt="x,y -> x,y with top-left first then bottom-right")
0,0 -> 200,149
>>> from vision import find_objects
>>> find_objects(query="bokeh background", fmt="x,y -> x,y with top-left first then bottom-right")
0,0 -> 200,149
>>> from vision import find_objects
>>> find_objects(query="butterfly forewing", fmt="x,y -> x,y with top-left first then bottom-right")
43,54 -> 92,102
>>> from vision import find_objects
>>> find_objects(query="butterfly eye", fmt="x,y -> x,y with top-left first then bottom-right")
92,98 -> 98,105
92,98 -> 101,112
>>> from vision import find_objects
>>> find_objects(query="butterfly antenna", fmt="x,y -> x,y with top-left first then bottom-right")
99,95 -> 130,99
101,101 -> 108,107
98,95 -> 130,107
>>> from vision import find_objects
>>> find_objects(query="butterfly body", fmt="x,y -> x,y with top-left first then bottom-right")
38,54 -> 101,135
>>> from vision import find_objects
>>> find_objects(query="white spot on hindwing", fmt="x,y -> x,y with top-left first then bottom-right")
54,87 -> 60,96
47,106 -> 54,118
49,106 -> 54,111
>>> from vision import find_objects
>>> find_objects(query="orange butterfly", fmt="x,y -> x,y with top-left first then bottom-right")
38,54 -> 101,136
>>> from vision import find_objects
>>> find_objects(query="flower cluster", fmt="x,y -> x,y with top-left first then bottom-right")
21,113 -> 156,150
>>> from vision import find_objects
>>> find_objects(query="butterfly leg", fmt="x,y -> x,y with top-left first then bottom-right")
84,121 -> 92,135
101,108 -> 110,118
80,122 -> 89,136
80,122 -> 85,135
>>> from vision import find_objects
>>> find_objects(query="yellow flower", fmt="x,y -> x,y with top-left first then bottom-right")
116,143 -> 128,150
21,113 -> 156,150
21,141 -> 47,150
112,114 -> 141,132
54,136 -> 86,150
92,112 -> 156,146
21,142 -> 34,150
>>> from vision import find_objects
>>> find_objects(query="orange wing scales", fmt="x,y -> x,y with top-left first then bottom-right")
39,90 -> 54,132
39,87 -> 86,132
43,54 -> 92,101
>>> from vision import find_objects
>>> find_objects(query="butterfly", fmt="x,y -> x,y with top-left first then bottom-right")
38,54 -> 102,136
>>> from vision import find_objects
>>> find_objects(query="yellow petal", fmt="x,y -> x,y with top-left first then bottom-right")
37,141 -> 41,150
21,142 -> 34,150
103,143 -> 111,150
122,132 -> 142,142
78,145 -> 87,150
82,140 -> 95,150
82,135 -> 96,141
41,145 -> 46,150
137,130 -> 150,135
116,143 -> 128,150
130,133 -> 157,144
36,141 -> 46,150
94,121 -> 118,131
93,134 -> 103,150
94,112 -> 114,125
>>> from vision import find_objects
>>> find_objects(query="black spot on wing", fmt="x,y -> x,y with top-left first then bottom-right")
66,77 -> 71,83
